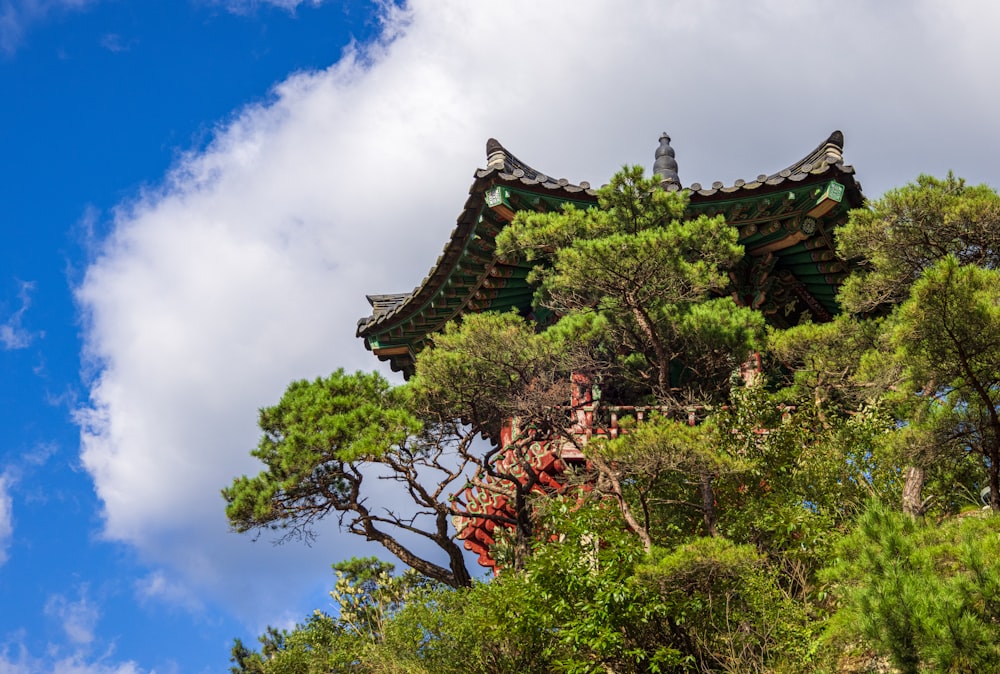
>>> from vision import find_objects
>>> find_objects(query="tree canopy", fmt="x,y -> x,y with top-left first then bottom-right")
228,169 -> 1000,673
496,165 -> 764,403
223,369 -> 477,587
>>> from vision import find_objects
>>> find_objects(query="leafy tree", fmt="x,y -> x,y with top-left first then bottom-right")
837,172 -> 1000,314
413,310 -> 572,439
634,537 -> 815,673
710,380 -> 901,603
229,636 -> 266,674
234,518 -> 815,674
223,369 -> 478,587
384,577 -> 558,674
490,167 -> 765,550
824,503 -> 1000,673
768,315 -> 885,420
496,165 -> 763,405
394,499 -> 807,674
328,557 -> 438,643
230,557 -> 438,674
774,175 -> 1000,516
412,310 -> 579,569
890,256 -> 1000,510
590,415 -> 733,545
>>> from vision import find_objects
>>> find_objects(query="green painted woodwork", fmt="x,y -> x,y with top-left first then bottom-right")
362,187 -> 598,372
361,172 -> 857,372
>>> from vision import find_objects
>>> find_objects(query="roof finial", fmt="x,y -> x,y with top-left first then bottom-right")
653,133 -> 679,188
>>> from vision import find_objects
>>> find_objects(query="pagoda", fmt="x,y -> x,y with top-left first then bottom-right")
357,131 -> 865,568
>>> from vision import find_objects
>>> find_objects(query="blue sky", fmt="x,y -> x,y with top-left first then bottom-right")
2,1 -> 999,672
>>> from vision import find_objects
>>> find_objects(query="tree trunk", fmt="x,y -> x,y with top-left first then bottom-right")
359,519 -> 470,588
989,446 -> 1000,512
700,470 -> 717,537
901,465 -> 925,517
512,486 -> 533,571
588,451 -> 653,553
630,301 -> 671,394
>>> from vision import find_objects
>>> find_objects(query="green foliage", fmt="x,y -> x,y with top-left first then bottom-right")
223,369 -> 475,587
635,537 -> 815,672
772,176 -> 1000,516
223,369 -> 420,536
329,557 -> 438,643
496,165 -> 763,402
824,503 -> 1000,673
385,578 -> 560,674
391,501 -> 817,674
519,500 -> 661,673
768,314 -> 886,412
711,381 -> 899,604
496,166 -> 738,298
595,415 -> 734,542
229,557 -> 441,674
892,256 -> 1000,398
412,311 -> 570,437
838,173 -> 1000,314
385,501 -> 810,674
887,255 -> 1000,509
229,636 -> 265,673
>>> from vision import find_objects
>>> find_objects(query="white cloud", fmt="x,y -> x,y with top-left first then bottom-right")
74,0 -> 1000,626
46,657 -> 143,674
0,0 -> 95,54
44,588 -> 101,646
0,281 -> 38,351
0,584 -> 153,674
0,633 -> 145,674
0,444 -> 61,557
22,441 -> 58,467
133,571 -> 203,614
98,33 -> 127,53
212,0 -> 330,13
0,587 -> 147,674
0,652 -> 143,674
0,473 -> 13,566
0,444 -> 59,512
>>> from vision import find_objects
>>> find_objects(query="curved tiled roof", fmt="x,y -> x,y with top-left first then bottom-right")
681,130 -> 860,200
358,132 -> 864,374
479,137 -> 598,195
356,139 -> 599,361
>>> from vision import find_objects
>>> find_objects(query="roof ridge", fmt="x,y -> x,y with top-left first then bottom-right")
685,130 -> 855,197
768,129 -> 845,180
481,138 -> 593,191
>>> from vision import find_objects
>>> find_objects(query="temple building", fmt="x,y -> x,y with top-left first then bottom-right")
357,132 -> 865,568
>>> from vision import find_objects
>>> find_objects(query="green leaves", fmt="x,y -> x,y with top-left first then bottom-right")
223,370 -> 420,534
771,176 -> 1000,516
838,173 -> 1000,314
413,311 -> 571,437
885,256 -> 1000,508
230,166 -> 1000,672
496,165 -> 758,402
825,503 -> 1000,672
498,167 -> 740,314
329,557 -> 436,644
258,370 -> 418,465
892,255 -> 1000,393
